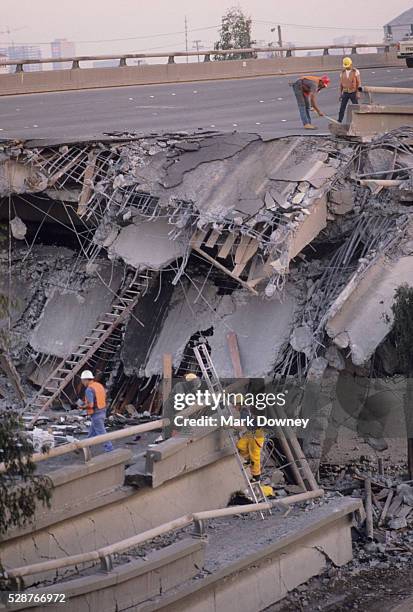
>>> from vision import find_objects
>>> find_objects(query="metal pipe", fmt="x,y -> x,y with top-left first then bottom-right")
357,179 -> 403,186
5,490 -> 324,579
362,85 -> 413,95
0,419 -> 168,473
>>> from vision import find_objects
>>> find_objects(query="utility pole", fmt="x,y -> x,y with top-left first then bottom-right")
185,16 -> 189,63
271,25 -> 283,58
278,25 -> 283,52
193,39 -> 202,62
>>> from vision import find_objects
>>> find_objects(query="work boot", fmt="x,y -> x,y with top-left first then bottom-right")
304,124 -> 317,130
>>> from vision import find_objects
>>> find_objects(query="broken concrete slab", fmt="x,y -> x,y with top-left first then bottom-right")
30,263 -> 122,358
326,254 -> 413,365
106,216 -> 188,270
270,159 -> 337,188
144,279 -> 297,378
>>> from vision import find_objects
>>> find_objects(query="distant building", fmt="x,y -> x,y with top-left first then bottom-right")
384,8 -> 413,43
51,39 -> 76,70
0,45 -> 42,72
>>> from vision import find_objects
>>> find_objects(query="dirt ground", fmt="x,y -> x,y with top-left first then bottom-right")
269,561 -> 413,611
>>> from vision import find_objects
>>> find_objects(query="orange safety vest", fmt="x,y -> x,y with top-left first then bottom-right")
299,75 -> 321,96
340,68 -> 359,93
85,381 -> 106,415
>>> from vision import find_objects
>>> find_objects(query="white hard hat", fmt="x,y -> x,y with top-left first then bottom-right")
81,370 -> 94,380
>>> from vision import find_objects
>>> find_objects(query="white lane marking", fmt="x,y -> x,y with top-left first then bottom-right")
33,124 -> 39,127
150,95 -> 155,98
128,97 -> 134,100
171,93 -> 176,96
233,123 -> 238,126
193,90 -> 198,93
256,122 -> 261,125
281,119 -> 287,122
210,124 -> 215,127
277,97 -> 283,100
259,100 -> 264,103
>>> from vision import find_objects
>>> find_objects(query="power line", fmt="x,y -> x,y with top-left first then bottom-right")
0,25 -> 221,47
254,19 -> 382,32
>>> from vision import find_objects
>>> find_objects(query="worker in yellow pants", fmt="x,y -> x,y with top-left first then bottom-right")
237,429 -> 265,481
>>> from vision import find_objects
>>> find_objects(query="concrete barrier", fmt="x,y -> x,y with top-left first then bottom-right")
2,540 -> 205,612
0,453 -> 245,578
330,103 -> 413,140
0,51 -> 404,97
1,449 -> 132,541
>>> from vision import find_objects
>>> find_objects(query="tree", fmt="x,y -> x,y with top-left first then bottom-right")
0,409 -> 53,537
214,7 -> 256,61
391,284 -> 413,477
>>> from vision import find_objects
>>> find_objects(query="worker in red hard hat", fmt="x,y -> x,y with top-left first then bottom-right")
290,74 -> 330,129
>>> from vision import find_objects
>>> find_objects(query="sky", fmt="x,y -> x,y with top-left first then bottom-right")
1,0 -> 412,58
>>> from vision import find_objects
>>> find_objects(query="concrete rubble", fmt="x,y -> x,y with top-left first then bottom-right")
1,126 -> 413,465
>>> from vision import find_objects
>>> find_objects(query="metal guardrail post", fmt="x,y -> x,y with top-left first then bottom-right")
323,48 -> 329,56
15,64 -> 23,73
351,47 -> 357,54
204,53 -> 211,62
193,518 -> 206,538
119,57 -> 127,67
72,60 -> 80,69
168,55 -> 175,64
100,553 -> 114,572
286,49 -> 292,58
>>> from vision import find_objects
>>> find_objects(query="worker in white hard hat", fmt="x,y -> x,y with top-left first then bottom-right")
77,370 -> 113,452
338,57 -> 361,123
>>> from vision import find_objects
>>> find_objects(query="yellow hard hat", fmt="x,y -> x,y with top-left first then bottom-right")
343,57 -> 352,68
185,373 -> 198,381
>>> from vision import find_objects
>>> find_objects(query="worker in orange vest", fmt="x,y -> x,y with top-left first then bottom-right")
291,74 -> 330,129
77,370 -> 113,452
338,57 -> 361,123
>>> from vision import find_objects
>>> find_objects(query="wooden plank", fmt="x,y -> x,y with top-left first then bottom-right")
217,233 -> 236,259
232,239 -> 258,277
379,490 -> 394,526
234,235 -> 252,264
205,228 -> 221,249
388,494 -> 403,517
226,332 -> 243,378
192,246 -> 258,295
364,478 -> 374,539
162,353 -> 173,405
77,150 -> 97,217
191,230 -> 208,250
48,150 -> 84,187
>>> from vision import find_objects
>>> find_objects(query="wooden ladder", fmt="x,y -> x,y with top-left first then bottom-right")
27,272 -> 151,426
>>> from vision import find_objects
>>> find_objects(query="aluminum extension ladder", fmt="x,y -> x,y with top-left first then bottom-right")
193,343 -> 270,517
27,271 -> 152,426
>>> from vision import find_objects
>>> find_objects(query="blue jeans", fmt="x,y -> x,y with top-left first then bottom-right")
293,83 -> 311,125
338,91 -> 358,123
87,409 -> 113,452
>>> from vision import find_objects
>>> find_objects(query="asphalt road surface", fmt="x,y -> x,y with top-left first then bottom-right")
0,66 -> 412,142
